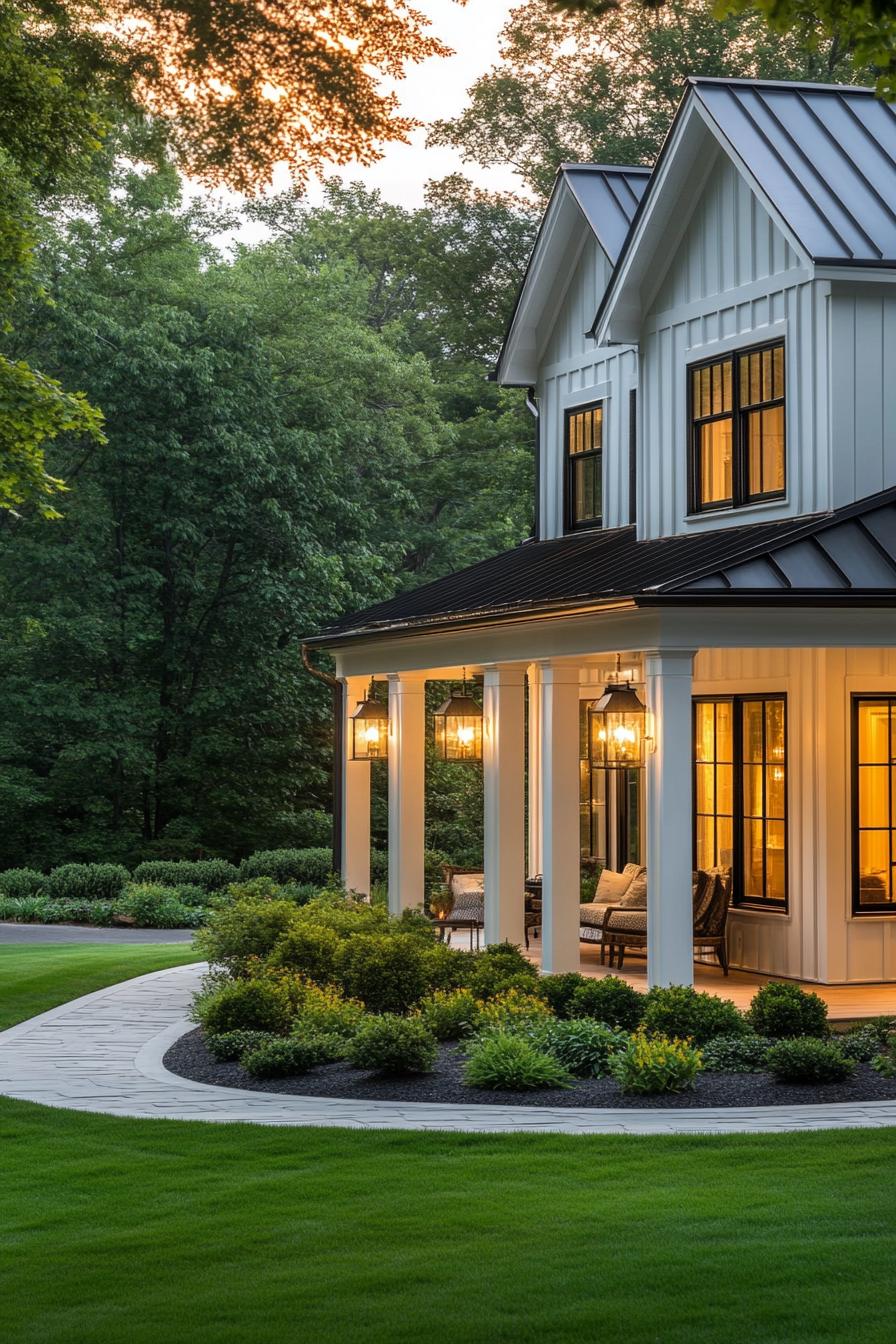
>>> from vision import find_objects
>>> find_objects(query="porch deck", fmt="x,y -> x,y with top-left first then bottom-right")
522,941 -> 896,1022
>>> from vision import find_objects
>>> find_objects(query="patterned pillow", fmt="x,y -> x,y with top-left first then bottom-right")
619,868 -> 648,908
450,873 -> 484,896
595,867 -> 634,903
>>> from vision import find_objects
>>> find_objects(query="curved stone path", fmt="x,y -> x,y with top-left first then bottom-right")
3,962 -> 896,1133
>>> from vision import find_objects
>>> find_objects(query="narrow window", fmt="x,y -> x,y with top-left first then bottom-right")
853,697 -> 896,914
690,340 -> 785,512
693,695 -> 787,910
628,387 -> 637,527
565,402 -> 603,530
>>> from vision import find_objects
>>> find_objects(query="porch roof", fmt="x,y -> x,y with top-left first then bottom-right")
308,486 -> 896,647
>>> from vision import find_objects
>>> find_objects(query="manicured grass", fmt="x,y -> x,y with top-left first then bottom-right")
1,946 -> 895,1343
0,942 -> 200,1030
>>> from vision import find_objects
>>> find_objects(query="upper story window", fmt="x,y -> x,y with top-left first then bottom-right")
565,401 -> 603,530
689,340 -> 785,513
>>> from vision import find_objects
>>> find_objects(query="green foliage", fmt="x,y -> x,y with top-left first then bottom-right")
195,899 -> 303,975
642,985 -> 748,1045
348,1014 -> 438,1075
531,1018 -> 628,1078
0,867 -> 46,898
290,982 -> 365,1041
701,1034 -> 773,1073
266,923 -> 342,985
242,1034 -> 344,1078
114,883 -> 205,929
205,1030 -> 280,1063
0,894 -> 115,925
538,972 -> 592,1018
568,976 -> 645,1030
766,1038 -> 855,1084
335,934 -> 435,1015
466,942 -> 540,1001
196,979 -> 292,1037
839,1025 -> 891,1064
132,860 -> 238,892
44,863 -> 130,902
239,848 -> 334,885
286,810 -> 332,848
748,982 -> 829,1039
872,1049 -> 896,1078
610,1029 -> 703,1095
463,1031 -> 573,1091
476,987 -> 553,1032
415,988 -> 482,1041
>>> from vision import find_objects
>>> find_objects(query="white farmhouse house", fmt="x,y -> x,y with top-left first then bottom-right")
306,78 -> 896,989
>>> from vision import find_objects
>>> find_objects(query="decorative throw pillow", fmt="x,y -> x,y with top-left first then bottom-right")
619,869 -> 648,908
451,873 -> 484,896
595,867 -> 634,903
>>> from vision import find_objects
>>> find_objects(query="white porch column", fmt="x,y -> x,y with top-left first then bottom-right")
645,649 -> 696,988
483,664 -> 526,946
387,672 -> 426,914
539,660 -> 582,973
341,676 -> 371,896
527,663 -> 543,878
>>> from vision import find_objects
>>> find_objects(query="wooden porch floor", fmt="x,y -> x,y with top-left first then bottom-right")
522,939 -> 896,1021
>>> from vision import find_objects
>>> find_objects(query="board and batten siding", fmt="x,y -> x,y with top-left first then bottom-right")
830,286 -> 896,507
536,236 -> 637,539
639,152 -> 830,541
694,645 -> 896,984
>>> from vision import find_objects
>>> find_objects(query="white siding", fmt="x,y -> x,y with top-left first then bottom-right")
830,285 -> 896,506
639,155 -> 829,540
694,646 -> 896,983
536,238 -> 636,538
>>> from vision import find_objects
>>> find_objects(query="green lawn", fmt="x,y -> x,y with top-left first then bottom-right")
1,946 -> 895,1344
0,941 -> 200,1031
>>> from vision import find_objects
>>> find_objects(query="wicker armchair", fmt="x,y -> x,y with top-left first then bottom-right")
601,869 -> 731,973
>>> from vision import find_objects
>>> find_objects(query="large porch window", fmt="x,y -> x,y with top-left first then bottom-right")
694,695 -> 787,910
853,697 -> 896,913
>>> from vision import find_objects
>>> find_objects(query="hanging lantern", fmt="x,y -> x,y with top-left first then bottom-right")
589,661 -> 646,769
350,685 -> 388,760
433,669 -> 483,762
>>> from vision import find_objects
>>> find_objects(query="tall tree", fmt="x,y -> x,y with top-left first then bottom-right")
430,0 -> 871,198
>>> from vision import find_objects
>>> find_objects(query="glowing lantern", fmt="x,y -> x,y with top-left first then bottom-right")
589,673 -> 646,769
433,670 -> 483,762
350,686 -> 388,760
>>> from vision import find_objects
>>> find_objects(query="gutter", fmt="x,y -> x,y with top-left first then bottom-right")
300,644 -> 343,880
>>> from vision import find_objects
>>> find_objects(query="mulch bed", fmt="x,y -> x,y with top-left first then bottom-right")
165,1028 -> 896,1109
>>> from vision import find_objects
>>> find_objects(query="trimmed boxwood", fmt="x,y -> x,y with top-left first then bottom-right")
45,863 -> 130,902
239,848 -> 334,885
243,1035 -> 343,1078
748,981 -> 829,1039
132,859 -> 238,893
568,976 -> 645,1031
766,1037 -> 854,1084
538,972 -> 591,1019
642,985 -> 748,1046
196,979 -> 292,1036
335,934 -> 435,1015
0,868 -> 46,899
348,1015 -> 437,1075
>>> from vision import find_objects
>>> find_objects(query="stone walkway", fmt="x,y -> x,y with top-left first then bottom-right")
0,922 -> 195,944
3,962 -> 896,1134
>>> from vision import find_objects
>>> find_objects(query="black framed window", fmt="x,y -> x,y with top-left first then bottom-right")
565,401 -> 603,530
694,695 -> 787,910
852,697 -> 896,914
689,340 -> 785,512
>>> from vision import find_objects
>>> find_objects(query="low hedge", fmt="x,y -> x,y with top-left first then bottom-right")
45,863 -> 130,902
642,985 -> 748,1046
0,868 -> 46,899
132,859 -> 238,893
748,982 -> 829,1039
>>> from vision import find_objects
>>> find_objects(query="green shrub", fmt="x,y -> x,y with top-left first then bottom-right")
422,940 -> 474,991
292,891 -> 391,938
0,895 -> 54,923
290,809 -> 333,848
239,848 -> 334,885
872,1049 -> 896,1078
476,987 -> 553,1032
533,1018 -> 628,1078
0,868 -> 46,899
370,850 -> 388,884
45,863 -> 129,902
748,982 -> 829,1039
766,1037 -> 854,1084
115,883 -> 205,928
348,1015 -> 437,1074
467,946 -> 539,1001
568,976 -> 645,1030
243,1035 -> 343,1078
642,985 -> 747,1046
170,883 -> 207,907
290,982 -> 365,1041
132,859 -> 238,893
839,1025 -> 889,1064
463,1032 -> 573,1091
701,1034 -> 773,1073
195,898 -> 303,974
52,898 -> 116,927
610,1030 -> 702,1094
416,989 -> 481,1041
538,972 -> 591,1019
336,934 -> 434,1014
195,979 -> 292,1036
205,1030 -> 280,1062
266,923 -> 342,985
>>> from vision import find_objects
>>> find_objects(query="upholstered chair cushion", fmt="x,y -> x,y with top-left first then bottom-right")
579,902 -> 609,929
619,868 -> 648,908
603,907 -> 647,934
447,872 -> 484,920
595,866 -> 635,903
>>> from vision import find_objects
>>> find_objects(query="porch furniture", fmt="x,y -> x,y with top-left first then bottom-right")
579,863 -> 647,962
431,916 -> 482,950
601,869 -> 732,973
434,867 -> 484,947
523,877 -> 543,948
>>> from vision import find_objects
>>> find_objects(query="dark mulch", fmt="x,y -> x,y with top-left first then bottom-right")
164,1028 -> 896,1109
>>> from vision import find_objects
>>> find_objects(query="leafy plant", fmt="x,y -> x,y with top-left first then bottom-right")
416,989 -> 482,1041
115,884 -> 205,928
748,982 -> 829,1039
0,868 -> 46,899
532,1018 -> 628,1078
196,979 -> 292,1036
205,1030 -> 281,1063
568,976 -> 645,1030
701,1034 -> 773,1074
290,983 -> 365,1041
871,1050 -> 896,1078
0,895 -> 53,922
348,1015 -> 437,1075
642,985 -> 748,1046
45,863 -> 130,902
239,848 -> 335,885
538,972 -> 590,1019
133,860 -> 238,893
335,934 -> 436,1015
195,898 -> 303,975
463,1032 -> 573,1091
242,1035 -> 343,1078
476,987 -> 553,1032
766,1038 -> 855,1084
266,923 -> 342,985
839,1025 -> 890,1064
466,942 -> 540,1002
610,1030 -> 702,1095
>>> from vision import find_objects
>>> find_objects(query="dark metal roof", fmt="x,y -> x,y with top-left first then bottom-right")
692,79 -> 896,265
561,165 -> 651,264
308,488 -> 896,646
